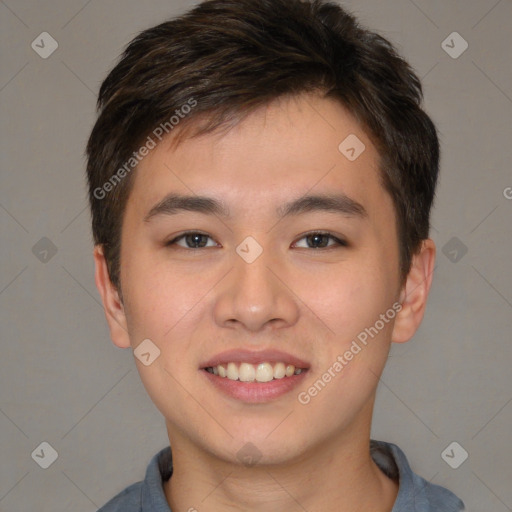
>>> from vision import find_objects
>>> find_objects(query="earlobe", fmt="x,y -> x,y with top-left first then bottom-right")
391,239 -> 436,344
93,245 -> 131,348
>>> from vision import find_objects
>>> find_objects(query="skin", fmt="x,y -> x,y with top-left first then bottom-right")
94,93 -> 436,512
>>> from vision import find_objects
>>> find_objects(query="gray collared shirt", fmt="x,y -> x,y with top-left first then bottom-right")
97,440 -> 465,511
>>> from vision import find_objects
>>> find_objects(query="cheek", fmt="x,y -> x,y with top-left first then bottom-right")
120,250 -> 204,339
121,259 -> 204,411
294,271 -> 397,429
301,265 -> 398,416
297,259 -> 395,341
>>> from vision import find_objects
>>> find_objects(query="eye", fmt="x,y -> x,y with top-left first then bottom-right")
165,231 -> 348,250
166,232 -> 218,249
293,231 -> 348,249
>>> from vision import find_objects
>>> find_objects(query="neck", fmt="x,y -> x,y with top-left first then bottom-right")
164,403 -> 398,512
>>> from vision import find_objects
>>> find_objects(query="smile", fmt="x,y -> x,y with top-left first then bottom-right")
200,349 -> 310,402
205,362 -> 305,382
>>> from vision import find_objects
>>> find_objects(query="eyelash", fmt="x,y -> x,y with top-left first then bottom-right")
165,231 -> 348,250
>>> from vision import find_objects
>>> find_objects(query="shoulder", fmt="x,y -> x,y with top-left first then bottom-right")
97,446 -> 172,512
97,481 -> 143,512
420,479 -> 467,511
370,440 -> 465,511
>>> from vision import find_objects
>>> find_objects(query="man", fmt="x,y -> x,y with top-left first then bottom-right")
87,0 -> 465,510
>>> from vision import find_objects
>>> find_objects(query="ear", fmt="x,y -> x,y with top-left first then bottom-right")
93,245 -> 131,348
391,239 -> 436,344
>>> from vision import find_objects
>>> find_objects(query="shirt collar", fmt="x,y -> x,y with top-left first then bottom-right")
140,439 -> 462,511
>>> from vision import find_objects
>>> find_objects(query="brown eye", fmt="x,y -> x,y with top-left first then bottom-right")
166,232 -> 217,249
294,232 -> 347,249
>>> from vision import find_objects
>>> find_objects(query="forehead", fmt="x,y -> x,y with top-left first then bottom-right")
127,94 -> 390,222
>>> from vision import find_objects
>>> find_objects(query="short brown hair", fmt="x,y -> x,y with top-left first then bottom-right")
86,0 -> 439,292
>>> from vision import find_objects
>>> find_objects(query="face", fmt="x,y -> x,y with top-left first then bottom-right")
95,94 -> 432,466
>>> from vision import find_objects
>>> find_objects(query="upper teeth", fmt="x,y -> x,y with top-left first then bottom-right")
206,362 -> 303,382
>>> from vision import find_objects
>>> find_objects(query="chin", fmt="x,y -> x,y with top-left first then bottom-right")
205,431 -> 309,468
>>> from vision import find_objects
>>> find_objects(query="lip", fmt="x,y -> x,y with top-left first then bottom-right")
199,349 -> 310,404
201,367 -> 309,403
200,349 -> 310,369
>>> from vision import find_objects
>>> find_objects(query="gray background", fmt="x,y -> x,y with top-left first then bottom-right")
1,0 -> 511,511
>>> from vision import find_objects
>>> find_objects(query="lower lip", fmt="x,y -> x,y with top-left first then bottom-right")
201,369 -> 308,403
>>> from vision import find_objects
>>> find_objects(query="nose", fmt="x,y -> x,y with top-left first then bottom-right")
213,245 -> 300,333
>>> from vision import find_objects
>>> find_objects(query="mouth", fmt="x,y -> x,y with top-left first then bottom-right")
200,349 -> 310,403
204,361 -> 305,382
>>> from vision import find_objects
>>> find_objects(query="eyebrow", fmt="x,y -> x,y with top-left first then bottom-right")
144,192 -> 367,222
